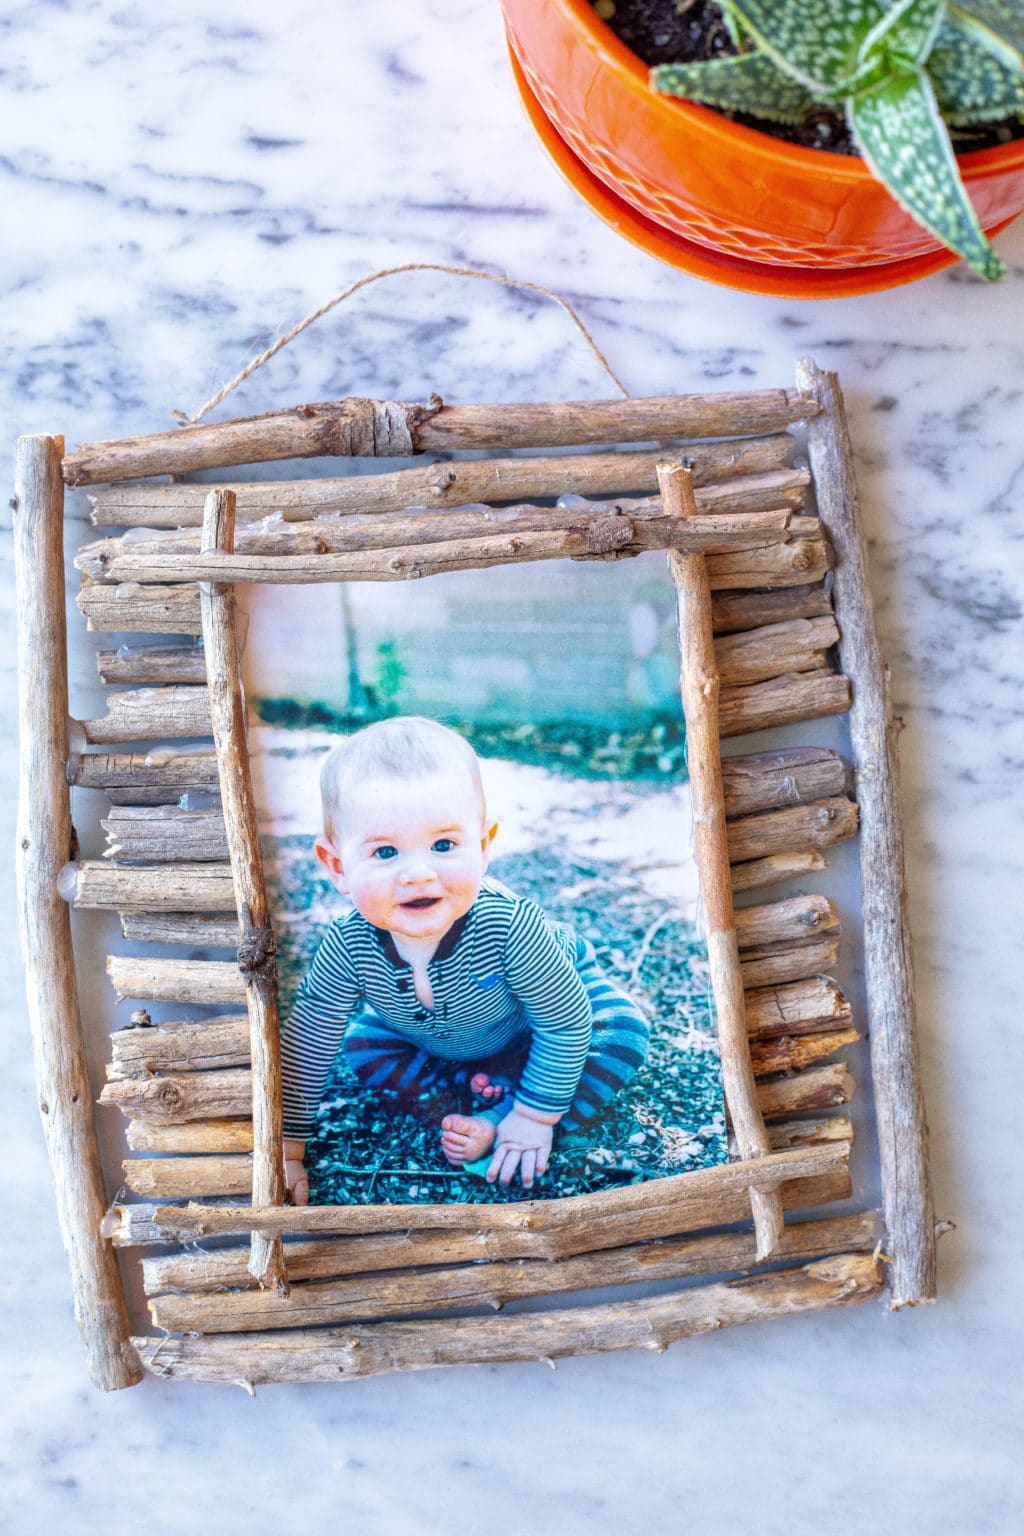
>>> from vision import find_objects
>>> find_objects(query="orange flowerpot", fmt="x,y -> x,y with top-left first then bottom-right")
500,0 -> 1024,297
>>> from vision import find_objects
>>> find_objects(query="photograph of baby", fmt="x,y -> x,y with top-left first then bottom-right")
239,551 -> 729,1206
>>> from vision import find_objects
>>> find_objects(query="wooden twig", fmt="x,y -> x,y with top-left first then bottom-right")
77,578 -> 203,635
731,851 -> 827,893
661,460 -> 783,1260
797,357 -> 935,1307
131,1253 -> 880,1383
109,1015 -> 250,1077
103,807 -> 229,864
119,913 -> 238,947
749,1027 -> 859,1078
62,389 -> 820,485
77,477 -> 808,576
756,1064 -> 853,1119
711,581 -> 833,635
735,894 -> 838,950
721,747 -> 847,818
64,861 -> 236,911
86,439 -> 797,525
13,434 -> 142,1393
96,643 -> 209,685
719,672 -> 851,737
745,977 -> 852,1037
72,748 -> 220,799
106,956 -> 246,1006
726,797 -> 859,863
199,489 -> 288,1294
79,686 -> 213,744
714,616 -> 838,688
145,1212 -> 878,1332
739,934 -> 841,989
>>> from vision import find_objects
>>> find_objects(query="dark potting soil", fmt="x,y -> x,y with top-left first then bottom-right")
597,0 -> 1024,156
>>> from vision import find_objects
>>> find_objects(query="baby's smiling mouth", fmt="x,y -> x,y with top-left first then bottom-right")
400,896 -> 442,909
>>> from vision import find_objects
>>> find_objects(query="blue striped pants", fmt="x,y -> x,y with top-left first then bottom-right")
342,947 -> 650,1131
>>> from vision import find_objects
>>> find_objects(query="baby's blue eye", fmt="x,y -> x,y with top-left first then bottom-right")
372,845 -> 398,861
432,838 -> 456,853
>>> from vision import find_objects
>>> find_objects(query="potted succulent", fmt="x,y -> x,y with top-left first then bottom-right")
500,0 -> 1024,295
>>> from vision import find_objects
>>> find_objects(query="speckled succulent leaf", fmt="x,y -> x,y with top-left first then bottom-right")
652,54 -> 820,123
929,14 -> 1024,119
849,68 -> 1005,276
719,1 -> 748,48
728,0 -> 888,94
952,1 -> 1024,58
859,0 -> 949,67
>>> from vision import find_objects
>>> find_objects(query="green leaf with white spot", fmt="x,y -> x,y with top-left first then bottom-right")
849,67 -> 1005,277
859,0 -> 949,69
951,1 -> 1024,59
929,14 -> 1024,120
652,54 -> 820,123
728,0 -> 888,95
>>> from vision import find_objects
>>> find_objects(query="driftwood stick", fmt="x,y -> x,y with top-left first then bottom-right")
199,488 -> 288,1293
77,578 -> 203,635
745,977 -> 852,1038
661,461 -> 782,1260
13,434 -> 142,1393
726,797 -> 859,863
797,357 -> 934,1307
109,1015 -> 250,1077
731,851 -> 827,893
119,913 -> 239,947
77,477 -> 808,575
749,1027 -> 860,1079
63,389 -> 819,485
721,747 -> 847,818
132,1252 -> 880,1384
72,748 -> 220,797
87,439 -> 797,525
739,934 -> 841,989
103,807 -> 229,864
756,1064 -> 854,1119
78,686 -> 213,744
712,582 -> 833,635
106,955 -> 246,1006
74,511 -> 797,588
74,529 -> 829,636
102,1140 -> 844,1246
64,861 -> 237,911
714,616 -> 838,688
734,894 -> 839,950
144,1209 -> 874,1298
145,1213 -> 878,1332
96,643 -> 208,685
719,672 -> 851,737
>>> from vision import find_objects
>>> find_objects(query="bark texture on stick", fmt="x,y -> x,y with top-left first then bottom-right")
63,390 -> 819,485
131,1253 -> 880,1384
78,686 -> 212,744
712,582 -> 833,635
726,797 -> 859,864
87,439 -> 797,525
66,861 -> 237,911
103,807 -> 229,864
106,955 -> 247,1006
661,461 -> 782,1260
147,1213 -> 879,1332
199,488 -> 287,1293
796,357 -> 934,1307
73,748 -> 220,798
13,434 -> 142,1392
721,748 -> 848,818
144,1209 -> 876,1300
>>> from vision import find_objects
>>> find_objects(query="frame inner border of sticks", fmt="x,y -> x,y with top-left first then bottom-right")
13,356 -> 934,1392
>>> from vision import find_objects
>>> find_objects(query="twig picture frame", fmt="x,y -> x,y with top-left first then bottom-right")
13,357 -> 934,1392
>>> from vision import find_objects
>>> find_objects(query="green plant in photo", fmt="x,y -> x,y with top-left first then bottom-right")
371,638 -> 407,714
651,1 -> 1024,279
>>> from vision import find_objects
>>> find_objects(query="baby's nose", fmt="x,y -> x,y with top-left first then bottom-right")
401,855 -> 436,882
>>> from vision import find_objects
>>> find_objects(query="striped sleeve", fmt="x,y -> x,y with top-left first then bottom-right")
502,899 -> 592,1116
280,920 -> 363,1138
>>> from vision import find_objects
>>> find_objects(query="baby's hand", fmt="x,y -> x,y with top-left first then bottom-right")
487,1103 -> 559,1190
283,1137 -> 309,1206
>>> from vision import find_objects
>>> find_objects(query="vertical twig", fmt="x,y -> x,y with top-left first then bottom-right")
14,435 -> 142,1390
199,489 -> 289,1294
660,460 -> 784,1261
795,358 -> 935,1306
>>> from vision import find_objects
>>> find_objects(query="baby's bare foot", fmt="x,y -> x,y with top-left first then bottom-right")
470,1072 -> 505,1104
441,1112 -> 499,1167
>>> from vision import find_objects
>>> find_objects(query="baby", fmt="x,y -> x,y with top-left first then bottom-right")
280,716 -> 650,1200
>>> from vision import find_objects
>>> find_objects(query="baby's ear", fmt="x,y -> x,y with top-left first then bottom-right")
314,835 -> 348,892
482,821 -> 499,865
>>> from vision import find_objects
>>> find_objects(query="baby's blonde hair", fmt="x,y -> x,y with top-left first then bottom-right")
320,716 -> 485,843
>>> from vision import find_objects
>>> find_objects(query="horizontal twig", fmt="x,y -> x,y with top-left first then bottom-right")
105,955 -> 246,1006
63,390 -> 820,486
726,797 -> 859,863
721,747 -> 847,819
731,851 -> 827,893
64,861 -> 236,912
711,582 -> 833,636
719,673 -> 852,738
103,807 -> 229,863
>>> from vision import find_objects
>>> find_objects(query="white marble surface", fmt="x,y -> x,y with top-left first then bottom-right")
2,1 -> 1023,1530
